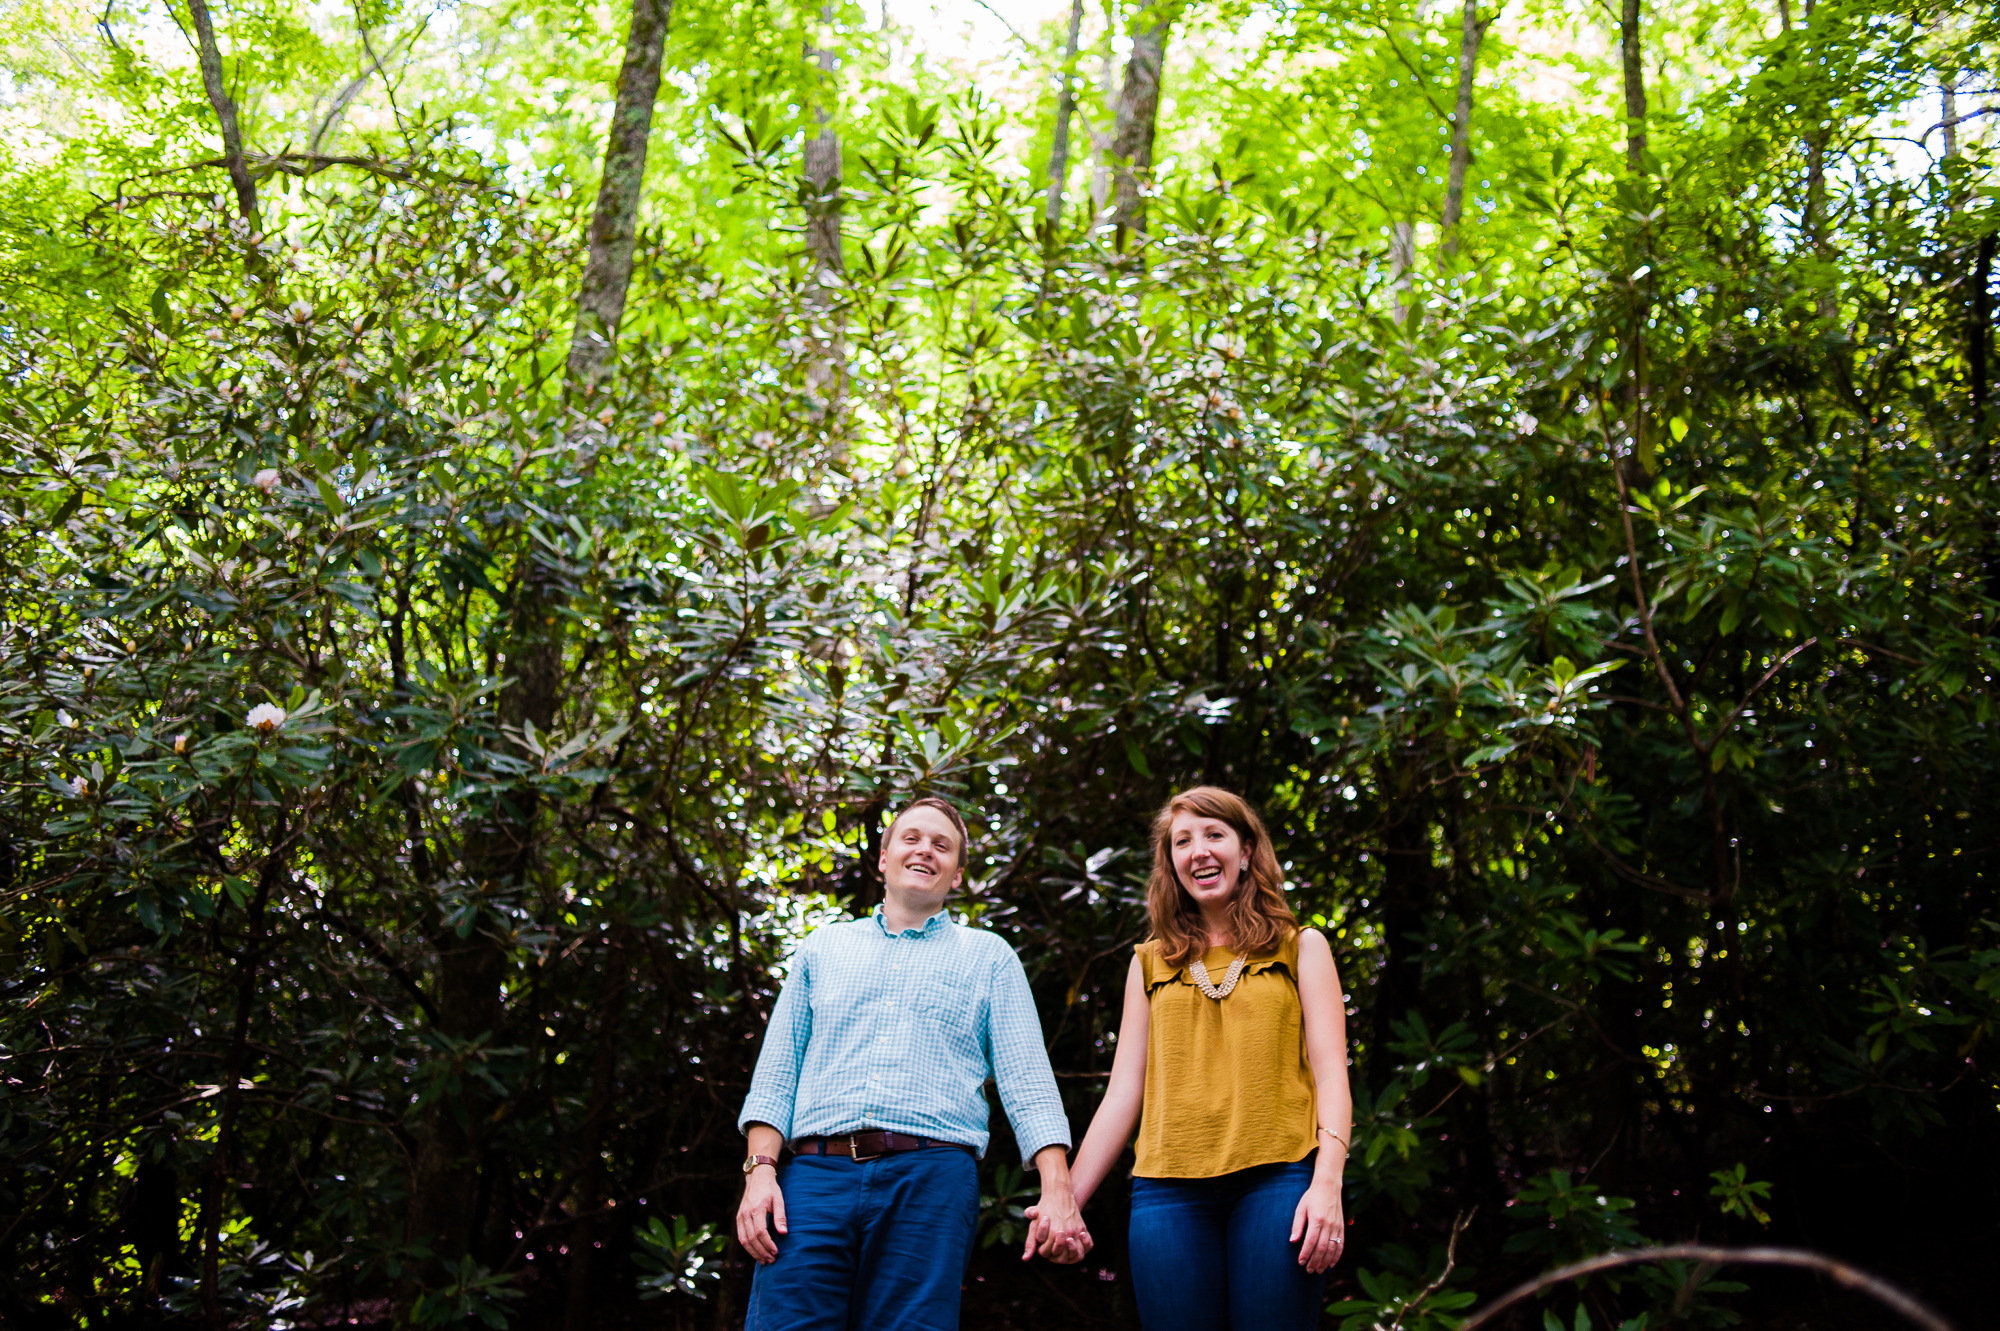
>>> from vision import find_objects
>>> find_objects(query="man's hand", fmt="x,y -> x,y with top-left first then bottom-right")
735,1125 -> 789,1264
1022,1144 -> 1092,1264
736,1164 -> 787,1264
1021,1193 -> 1091,1264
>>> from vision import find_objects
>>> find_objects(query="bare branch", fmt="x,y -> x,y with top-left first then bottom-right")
1389,1209 -> 1476,1331
1838,636 -> 1922,665
310,13 -> 398,155
1707,637 -> 1817,742
1459,1246 -> 1956,1331
1369,22 -> 1454,123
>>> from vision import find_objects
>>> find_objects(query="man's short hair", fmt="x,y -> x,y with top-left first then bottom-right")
886,795 -> 971,869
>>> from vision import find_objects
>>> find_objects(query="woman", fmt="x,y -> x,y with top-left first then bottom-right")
1040,785 -> 1353,1329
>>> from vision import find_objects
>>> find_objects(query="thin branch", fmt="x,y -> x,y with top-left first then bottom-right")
1838,636 -> 1922,665
1368,22 -> 1453,123
1573,822 -> 1713,902
1610,492 -> 1687,714
358,23 -> 409,132
969,0 -> 1032,48
310,24 -> 390,154
313,905 -> 438,1022
1707,637 -> 1817,741
1388,1209 -> 1476,1331
1920,104 -> 2000,147
1414,1020 -> 1565,1120
1459,1246 -> 1956,1331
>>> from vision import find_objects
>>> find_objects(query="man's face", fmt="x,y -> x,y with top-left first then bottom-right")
878,805 -> 965,906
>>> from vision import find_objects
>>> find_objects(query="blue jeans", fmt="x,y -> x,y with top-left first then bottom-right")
1128,1155 -> 1328,1331
745,1147 -> 979,1331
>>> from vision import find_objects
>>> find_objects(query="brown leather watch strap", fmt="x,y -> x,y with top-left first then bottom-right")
742,1153 -> 778,1174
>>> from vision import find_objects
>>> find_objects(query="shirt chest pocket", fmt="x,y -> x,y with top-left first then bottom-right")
917,968 -> 976,1024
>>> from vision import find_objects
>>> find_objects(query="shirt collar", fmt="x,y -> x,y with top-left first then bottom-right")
871,904 -> 953,938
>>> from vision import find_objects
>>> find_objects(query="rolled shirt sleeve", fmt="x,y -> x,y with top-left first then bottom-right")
983,943 -> 1072,1165
738,937 -> 815,1140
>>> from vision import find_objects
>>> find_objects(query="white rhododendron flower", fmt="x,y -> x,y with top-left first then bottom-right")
253,468 -> 280,492
246,703 -> 287,733
174,734 -> 190,755
56,709 -> 76,729
70,776 -> 89,797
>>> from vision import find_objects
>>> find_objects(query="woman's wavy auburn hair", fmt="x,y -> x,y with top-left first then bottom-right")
1145,786 -> 1299,969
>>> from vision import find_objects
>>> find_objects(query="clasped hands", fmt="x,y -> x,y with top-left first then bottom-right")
1020,1189 -> 1092,1264
738,1163 -> 1094,1267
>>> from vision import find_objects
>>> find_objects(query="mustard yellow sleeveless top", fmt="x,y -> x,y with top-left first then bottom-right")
1133,930 -> 1319,1178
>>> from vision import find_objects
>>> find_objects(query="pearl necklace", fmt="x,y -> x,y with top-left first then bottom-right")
1188,953 -> 1247,999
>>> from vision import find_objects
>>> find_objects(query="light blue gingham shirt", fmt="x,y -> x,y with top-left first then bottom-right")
738,907 -> 1071,1163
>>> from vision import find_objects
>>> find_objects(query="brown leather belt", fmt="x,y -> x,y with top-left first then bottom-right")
791,1132 -> 974,1162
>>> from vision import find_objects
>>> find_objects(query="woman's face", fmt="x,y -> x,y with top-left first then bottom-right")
1169,811 -> 1249,914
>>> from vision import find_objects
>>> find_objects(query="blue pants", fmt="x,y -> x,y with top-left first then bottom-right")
745,1147 -> 979,1331
1128,1156 -> 1328,1331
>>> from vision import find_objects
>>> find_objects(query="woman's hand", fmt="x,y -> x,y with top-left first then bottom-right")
1289,1178 -> 1345,1274
1021,1200 -> 1093,1263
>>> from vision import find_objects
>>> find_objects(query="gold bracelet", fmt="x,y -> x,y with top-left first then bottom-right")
1317,1127 -> 1349,1152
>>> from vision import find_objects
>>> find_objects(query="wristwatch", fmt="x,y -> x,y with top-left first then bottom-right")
742,1153 -> 778,1175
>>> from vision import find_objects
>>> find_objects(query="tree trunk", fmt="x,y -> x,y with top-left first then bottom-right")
1943,74 -> 1959,162
1800,0 -> 1833,324
1440,0 -> 1493,255
1373,789 -> 1430,1067
1389,221 -> 1416,321
184,0 -> 259,228
1045,0 -> 1087,228
199,819 -> 288,1328
1088,45 -> 1116,216
1619,0 -> 1650,473
1980,231 -> 2000,613
1110,1 -> 1178,233
1619,0 -> 1645,172
1970,232 -> 1997,408
402,918 -> 512,1286
562,938 -> 631,1331
127,1155 -> 181,1301
404,0 -> 674,1293
565,0 -> 677,391
803,5 -> 845,408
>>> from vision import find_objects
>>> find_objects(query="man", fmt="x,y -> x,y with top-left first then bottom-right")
735,795 -> 1090,1329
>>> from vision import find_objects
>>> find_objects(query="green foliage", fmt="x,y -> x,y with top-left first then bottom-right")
1326,1240 -> 1478,1331
1543,1309 -> 1648,1331
1708,1163 -> 1774,1227
1,0 -> 1997,1325
633,1215 -> 728,1300
1503,1171 -> 1645,1265
977,1163 -> 1036,1251
408,1257 -> 520,1329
